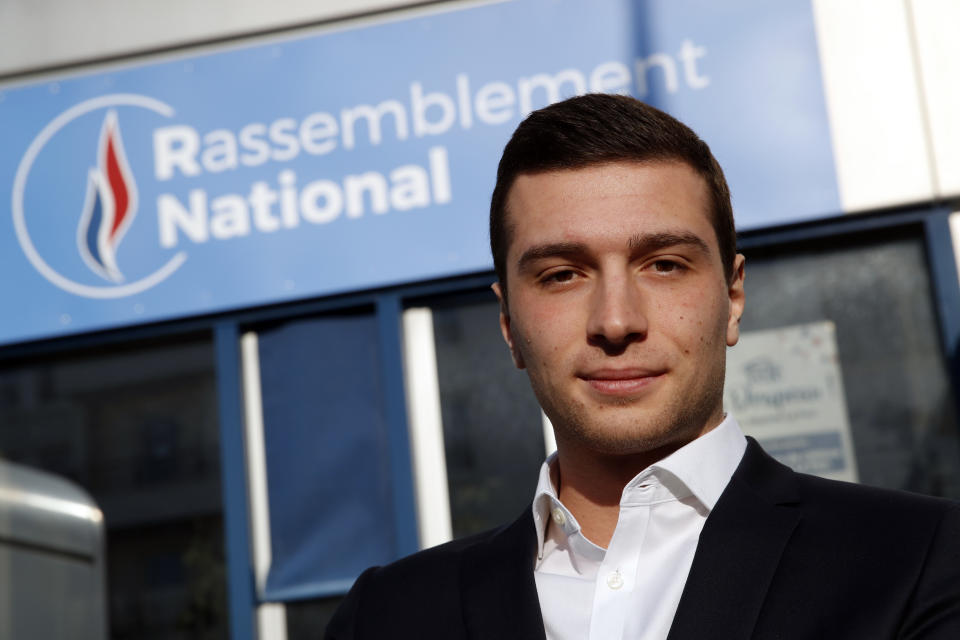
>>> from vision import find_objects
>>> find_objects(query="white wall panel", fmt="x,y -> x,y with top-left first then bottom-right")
951,212 -> 960,291
812,0 -> 935,212
240,331 -> 289,637
910,0 -> 960,197
401,307 -> 453,549
0,0 -> 423,76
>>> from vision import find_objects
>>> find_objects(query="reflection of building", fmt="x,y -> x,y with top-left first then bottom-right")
0,342 -> 225,638
1,2 -> 959,639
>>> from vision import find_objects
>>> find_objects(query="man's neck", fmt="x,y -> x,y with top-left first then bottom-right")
553,418 -> 724,548
553,445 -> 673,548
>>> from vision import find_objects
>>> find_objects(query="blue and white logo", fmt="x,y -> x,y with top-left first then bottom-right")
12,94 -> 187,298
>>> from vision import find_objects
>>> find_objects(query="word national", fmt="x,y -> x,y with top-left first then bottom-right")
157,147 -> 450,246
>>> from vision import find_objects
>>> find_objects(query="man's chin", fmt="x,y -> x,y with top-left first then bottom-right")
558,416 -> 692,457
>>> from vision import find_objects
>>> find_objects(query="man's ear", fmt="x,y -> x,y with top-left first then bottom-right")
492,282 -> 525,369
726,254 -> 746,347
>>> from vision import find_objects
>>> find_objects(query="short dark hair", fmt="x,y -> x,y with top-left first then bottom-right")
489,93 -> 736,294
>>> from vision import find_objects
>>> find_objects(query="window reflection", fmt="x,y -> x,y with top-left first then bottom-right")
0,336 -> 227,639
740,230 -> 960,498
431,293 -> 546,538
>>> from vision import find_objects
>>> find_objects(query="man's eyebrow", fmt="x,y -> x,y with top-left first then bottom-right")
515,232 -> 713,272
628,231 -> 711,256
516,242 -> 589,272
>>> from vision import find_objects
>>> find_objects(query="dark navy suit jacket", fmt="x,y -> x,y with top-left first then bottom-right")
325,438 -> 960,639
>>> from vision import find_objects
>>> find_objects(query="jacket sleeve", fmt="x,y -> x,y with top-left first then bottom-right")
324,567 -> 379,640
899,503 -> 960,639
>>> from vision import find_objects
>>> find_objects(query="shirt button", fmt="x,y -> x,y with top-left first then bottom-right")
607,570 -> 624,590
551,508 -> 566,526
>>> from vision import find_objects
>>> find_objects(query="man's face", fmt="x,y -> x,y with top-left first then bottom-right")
493,161 -> 745,456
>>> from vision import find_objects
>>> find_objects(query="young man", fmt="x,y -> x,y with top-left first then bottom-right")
326,94 -> 960,639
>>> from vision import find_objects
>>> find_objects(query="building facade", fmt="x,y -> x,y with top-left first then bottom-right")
1,1 -> 959,638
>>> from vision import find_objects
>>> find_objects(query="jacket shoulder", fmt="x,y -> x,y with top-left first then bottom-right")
732,441 -> 960,637
324,520 -> 519,639
739,437 -> 958,526
367,523 -> 503,585
793,470 -> 959,524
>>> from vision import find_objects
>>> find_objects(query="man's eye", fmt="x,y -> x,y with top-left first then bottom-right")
544,270 -> 577,284
652,260 -> 681,273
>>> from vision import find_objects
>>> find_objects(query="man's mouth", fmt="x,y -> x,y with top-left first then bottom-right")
579,368 -> 666,395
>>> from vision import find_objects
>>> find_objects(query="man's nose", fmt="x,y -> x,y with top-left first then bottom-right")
586,273 -> 648,352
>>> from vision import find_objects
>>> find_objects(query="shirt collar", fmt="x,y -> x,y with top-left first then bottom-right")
644,413 -> 747,511
531,413 -> 747,558
532,451 -> 566,559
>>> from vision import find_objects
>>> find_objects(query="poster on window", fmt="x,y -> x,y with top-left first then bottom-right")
724,321 -> 858,482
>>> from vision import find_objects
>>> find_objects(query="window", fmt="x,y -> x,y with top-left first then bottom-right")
430,292 -> 546,538
0,335 -> 227,639
739,227 -> 960,497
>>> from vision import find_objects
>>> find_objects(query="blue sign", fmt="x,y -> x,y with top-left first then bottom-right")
0,0 -> 837,345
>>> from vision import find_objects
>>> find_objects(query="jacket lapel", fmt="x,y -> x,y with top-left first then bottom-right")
460,510 -> 547,640
667,438 -> 802,640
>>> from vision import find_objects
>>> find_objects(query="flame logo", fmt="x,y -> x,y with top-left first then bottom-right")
77,110 -> 138,282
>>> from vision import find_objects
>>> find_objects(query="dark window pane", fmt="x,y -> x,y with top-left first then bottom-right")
740,229 -> 960,498
0,336 -> 227,639
287,597 -> 344,640
431,293 -> 545,538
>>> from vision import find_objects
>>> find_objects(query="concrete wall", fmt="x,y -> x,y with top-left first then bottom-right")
0,0 -> 426,77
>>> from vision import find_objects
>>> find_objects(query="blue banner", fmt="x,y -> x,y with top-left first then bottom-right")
257,313 -> 397,598
0,0 -> 837,345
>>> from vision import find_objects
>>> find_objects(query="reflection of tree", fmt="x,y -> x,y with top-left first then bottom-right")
434,299 -> 554,539
177,518 -> 227,640
903,341 -> 960,499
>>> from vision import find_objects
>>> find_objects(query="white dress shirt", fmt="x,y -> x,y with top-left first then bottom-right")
532,414 -> 747,640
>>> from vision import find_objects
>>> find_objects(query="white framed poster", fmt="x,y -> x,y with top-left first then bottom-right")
725,321 -> 858,482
